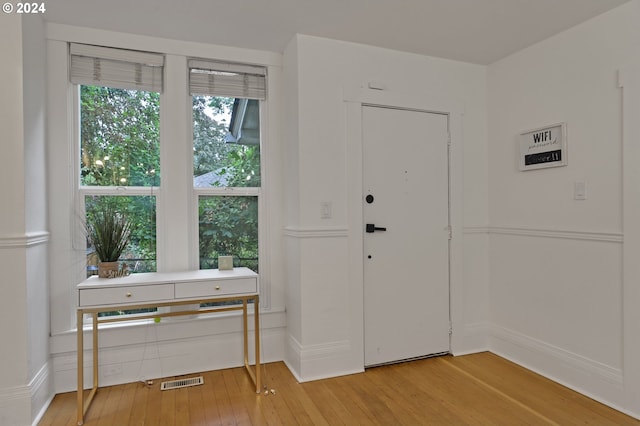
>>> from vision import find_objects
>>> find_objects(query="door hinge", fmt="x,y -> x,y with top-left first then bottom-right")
447,131 -> 451,146
449,322 -> 453,336
446,225 -> 452,240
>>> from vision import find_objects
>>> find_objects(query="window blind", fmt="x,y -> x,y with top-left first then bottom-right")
188,59 -> 266,100
70,43 -> 164,92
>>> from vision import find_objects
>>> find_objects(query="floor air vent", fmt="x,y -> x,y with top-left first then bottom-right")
160,376 -> 204,391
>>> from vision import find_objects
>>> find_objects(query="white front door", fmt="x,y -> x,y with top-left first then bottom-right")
363,105 -> 450,367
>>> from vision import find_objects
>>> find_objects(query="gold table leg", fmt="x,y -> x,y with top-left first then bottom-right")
76,311 -> 100,425
254,295 -> 261,393
242,296 -> 261,393
77,310 -> 83,425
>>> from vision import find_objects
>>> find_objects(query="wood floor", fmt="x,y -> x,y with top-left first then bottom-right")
39,352 -> 639,425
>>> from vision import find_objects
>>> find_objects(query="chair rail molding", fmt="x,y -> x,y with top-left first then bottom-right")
0,231 -> 50,248
283,226 -> 348,239
486,226 -> 622,243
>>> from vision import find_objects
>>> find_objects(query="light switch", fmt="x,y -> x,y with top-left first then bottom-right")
574,180 -> 586,200
321,201 -> 332,219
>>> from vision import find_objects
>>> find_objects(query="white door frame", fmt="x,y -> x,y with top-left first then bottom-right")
344,87 -> 465,368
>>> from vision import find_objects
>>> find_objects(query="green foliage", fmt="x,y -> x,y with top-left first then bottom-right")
192,95 -> 260,188
192,95 -> 234,177
86,195 -> 157,271
199,196 -> 258,271
80,86 -> 259,274
81,85 -> 159,272
85,202 -> 132,262
81,86 -> 160,187
193,95 -> 260,271
218,145 -> 261,187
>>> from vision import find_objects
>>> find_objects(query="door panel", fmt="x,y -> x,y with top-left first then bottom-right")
363,105 -> 450,366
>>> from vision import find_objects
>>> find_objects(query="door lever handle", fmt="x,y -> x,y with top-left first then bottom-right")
366,223 -> 387,233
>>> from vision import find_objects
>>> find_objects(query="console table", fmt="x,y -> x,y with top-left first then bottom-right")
76,268 -> 260,425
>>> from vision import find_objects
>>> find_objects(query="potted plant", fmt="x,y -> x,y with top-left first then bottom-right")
85,204 -> 132,278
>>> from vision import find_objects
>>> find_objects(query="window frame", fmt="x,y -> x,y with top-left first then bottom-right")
188,59 -> 268,295
73,84 -> 161,274
50,37 -> 277,335
72,62 -> 271,319
190,96 -> 266,285
73,83 -> 162,321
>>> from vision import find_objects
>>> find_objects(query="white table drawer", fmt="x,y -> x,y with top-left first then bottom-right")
175,277 -> 257,299
79,283 -> 174,306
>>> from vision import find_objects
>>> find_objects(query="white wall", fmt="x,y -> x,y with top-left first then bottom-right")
22,15 -> 52,424
0,12 -> 52,426
488,0 -> 640,417
282,38 -> 302,374
283,34 -> 489,381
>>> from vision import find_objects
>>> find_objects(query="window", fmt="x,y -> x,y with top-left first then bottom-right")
190,60 -> 266,272
54,40 -> 272,330
68,46 -> 269,319
72,44 -> 163,277
79,85 -> 159,276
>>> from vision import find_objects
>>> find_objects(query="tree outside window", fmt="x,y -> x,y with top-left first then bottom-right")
80,85 -> 159,276
193,95 -> 260,272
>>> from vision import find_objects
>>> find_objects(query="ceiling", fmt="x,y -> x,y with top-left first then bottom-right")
44,0 -> 630,65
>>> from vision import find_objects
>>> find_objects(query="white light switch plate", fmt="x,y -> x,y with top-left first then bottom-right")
321,201 -> 332,219
574,180 -> 586,200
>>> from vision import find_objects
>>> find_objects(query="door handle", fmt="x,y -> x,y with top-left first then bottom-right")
366,223 -> 387,233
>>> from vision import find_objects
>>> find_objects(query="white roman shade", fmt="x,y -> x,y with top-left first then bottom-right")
189,59 -> 266,100
70,43 -> 164,92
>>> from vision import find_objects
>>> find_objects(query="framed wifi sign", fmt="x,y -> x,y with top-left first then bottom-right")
519,123 -> 567,171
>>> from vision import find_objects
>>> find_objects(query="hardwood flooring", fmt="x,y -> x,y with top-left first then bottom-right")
39,352 -> 639,425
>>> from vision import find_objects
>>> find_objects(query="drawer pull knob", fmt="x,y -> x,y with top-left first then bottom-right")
126,292 -> 132,297
215,286 -> 221,290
